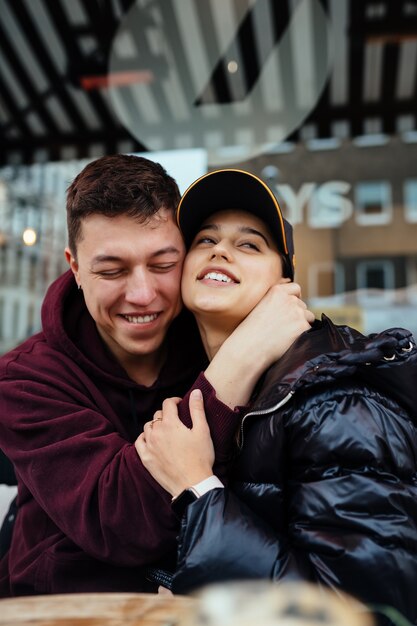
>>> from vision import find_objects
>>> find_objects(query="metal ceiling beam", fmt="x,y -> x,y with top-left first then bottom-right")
0,18 -> 59,135
0,75 -> 32,139
7,0 -> 88,132
44,0 -> 118,129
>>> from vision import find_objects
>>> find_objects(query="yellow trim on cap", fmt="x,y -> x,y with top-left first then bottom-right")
177,168 -> 289,255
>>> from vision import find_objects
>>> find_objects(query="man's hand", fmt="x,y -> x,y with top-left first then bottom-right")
135,390 -> 214,497
205,282 -> 315,408
230,281 -> 314,367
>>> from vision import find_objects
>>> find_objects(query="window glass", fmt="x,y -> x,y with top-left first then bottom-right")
404,179 -> 417,222
354,182 -> 392,225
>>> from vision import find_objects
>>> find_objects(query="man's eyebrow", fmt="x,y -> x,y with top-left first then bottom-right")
90,247 -> 181,267
91,255 -> 122,267
150,246 -> 182,259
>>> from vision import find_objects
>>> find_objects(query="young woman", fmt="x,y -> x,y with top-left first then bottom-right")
138,170 -> 417,623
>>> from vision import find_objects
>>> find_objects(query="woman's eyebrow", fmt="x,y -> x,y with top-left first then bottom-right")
239,226 -> 269,246
197,223 -> 219,233
199,223 -> 271,246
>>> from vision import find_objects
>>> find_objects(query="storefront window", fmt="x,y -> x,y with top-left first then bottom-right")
354,181 -> 392,225
404,179 -> 417,222
1,1 -> 417,347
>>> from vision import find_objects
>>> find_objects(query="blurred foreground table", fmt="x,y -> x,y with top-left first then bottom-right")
0,592 -> 196,626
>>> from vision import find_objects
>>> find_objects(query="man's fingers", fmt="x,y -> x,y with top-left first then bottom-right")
270,282 -> 315,325
273,281 -> 302,297
306,309 -> 316,324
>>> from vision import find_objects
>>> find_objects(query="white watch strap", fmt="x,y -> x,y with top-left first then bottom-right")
191,475 -> 224,497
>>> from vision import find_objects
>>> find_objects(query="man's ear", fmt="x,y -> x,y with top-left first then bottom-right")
65,247 -> 80,287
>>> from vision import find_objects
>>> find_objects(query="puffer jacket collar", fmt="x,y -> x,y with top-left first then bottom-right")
248,315 -> 417,420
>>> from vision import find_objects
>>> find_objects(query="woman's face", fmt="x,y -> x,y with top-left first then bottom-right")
182,210 -> 287,326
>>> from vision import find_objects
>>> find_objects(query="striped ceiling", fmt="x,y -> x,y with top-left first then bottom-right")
1,0 -> 417,165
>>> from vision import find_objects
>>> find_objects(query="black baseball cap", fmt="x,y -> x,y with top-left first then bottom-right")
176,169 -> 295,280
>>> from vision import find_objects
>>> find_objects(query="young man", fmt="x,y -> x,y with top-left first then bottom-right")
0,155 -> 314,596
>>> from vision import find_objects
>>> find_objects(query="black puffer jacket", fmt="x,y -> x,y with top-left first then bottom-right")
173,317 -> 417,623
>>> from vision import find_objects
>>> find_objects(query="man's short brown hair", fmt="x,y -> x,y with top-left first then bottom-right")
66,154 -> 181,256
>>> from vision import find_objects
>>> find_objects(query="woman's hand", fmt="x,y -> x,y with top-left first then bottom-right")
135,390 -> 215,497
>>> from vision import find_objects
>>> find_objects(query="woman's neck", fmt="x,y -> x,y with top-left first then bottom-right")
196,317 -> 237,361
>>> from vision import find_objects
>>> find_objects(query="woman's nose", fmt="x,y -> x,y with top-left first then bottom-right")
210,239 -> 233,261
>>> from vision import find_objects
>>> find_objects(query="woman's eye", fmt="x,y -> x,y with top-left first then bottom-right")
240,241 -> 260,251
196,236 -> 216,245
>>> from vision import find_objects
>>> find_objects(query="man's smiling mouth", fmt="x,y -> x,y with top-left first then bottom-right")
121,313 -> 159,324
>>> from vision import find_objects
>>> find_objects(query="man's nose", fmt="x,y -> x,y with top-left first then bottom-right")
125,270 -> 157,306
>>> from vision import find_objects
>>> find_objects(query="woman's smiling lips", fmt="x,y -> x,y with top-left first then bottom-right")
197,266 -> 239,284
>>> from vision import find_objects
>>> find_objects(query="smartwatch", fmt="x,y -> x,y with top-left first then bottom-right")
171,486 -> 199,518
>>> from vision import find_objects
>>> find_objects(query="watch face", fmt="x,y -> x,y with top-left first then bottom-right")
171,489 -> 199,518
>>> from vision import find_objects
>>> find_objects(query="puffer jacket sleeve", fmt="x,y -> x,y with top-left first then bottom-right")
284,385 -> 417,620
173,487 -> 310,594
172,385 -> 417,624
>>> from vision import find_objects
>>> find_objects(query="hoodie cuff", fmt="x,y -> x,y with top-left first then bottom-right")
178,373 -> 245,463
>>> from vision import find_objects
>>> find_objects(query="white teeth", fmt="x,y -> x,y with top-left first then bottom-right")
124,314 -> 158,324
203,272 -> 232,283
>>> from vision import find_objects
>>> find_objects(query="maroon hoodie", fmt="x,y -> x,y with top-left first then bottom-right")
0,271 -> 240,596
